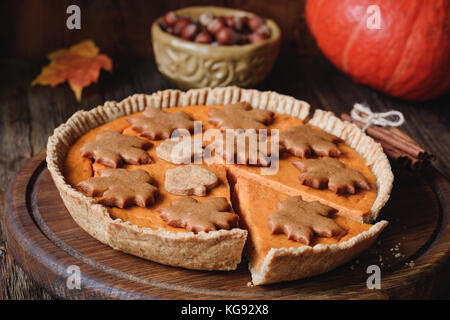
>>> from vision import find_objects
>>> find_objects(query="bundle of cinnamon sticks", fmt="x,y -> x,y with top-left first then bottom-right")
341,113 -> 434,170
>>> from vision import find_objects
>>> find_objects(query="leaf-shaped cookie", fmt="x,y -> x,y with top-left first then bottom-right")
208,102 -> 273,132
164,165 -> 219,196
128,107 -> 194,140
213,132 -> 280,167
80,131 -> 152,168
280,125 -> 342,158
293,158 -> 371,194
158,197 -> 238,233
156,138 -> 203,164
268,196 -> 345,245
77,168 -> 158,208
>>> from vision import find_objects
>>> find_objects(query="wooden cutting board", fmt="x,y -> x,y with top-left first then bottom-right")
4,151 -> 449,299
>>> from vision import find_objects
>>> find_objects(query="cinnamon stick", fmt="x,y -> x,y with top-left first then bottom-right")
341,113 -> 426,159
341,113 -> 433,170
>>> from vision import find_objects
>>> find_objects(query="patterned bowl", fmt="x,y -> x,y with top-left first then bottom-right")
151,6 -> 281,89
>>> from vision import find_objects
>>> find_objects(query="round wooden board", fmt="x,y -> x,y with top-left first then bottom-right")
4,151 -> 450,299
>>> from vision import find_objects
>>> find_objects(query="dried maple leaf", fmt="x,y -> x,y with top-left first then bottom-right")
32,40 -> 112,101
268,196 -> 345,245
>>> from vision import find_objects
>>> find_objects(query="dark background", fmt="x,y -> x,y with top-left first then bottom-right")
0,0 -> 449,299
0,0 -> 316,59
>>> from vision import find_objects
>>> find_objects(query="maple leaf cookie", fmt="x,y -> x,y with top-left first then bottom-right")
293,158 -> 371,194
158,197 -> 239,233
77,168 -> 158,208
208,102 -> 273,132
213,132 -> 280,167
268,196 -> 345,245
128,107 -> 195,140
280,125 -> 342,158
80,131 -> 152,167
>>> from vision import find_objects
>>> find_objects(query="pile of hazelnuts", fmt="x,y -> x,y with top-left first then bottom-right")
160,11 -> 271,45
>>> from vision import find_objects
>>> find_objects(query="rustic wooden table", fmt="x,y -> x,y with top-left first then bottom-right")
0,55 -> 449,299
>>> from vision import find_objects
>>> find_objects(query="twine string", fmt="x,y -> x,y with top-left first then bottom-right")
351,103 -> 405,132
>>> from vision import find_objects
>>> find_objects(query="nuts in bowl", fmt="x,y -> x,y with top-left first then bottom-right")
151,6 -> 281,89
160,10 -> 272,45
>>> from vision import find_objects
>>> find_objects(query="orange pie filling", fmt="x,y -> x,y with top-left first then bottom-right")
64,105 -> 378,266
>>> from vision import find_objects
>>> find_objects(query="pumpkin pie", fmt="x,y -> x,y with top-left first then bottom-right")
47,87 -> 392,285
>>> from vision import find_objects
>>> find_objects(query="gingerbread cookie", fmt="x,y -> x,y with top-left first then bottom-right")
280,125 -> 342,158
128,107 -> 195,140
164,164 -> 219,196
77,168 -> 158,208
158,197 -> 238,233
208,102 -> 273,132
80,131 -> 152,167
156,138 -> 203,164
213,132 -> 279,167
293,158 -> 371,194
268,196 -> 344,245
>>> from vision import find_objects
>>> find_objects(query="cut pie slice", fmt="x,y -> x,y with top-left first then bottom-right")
233,177 -> 388,285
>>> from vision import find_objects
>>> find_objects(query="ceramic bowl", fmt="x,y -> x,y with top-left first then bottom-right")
151,6 -> 281,89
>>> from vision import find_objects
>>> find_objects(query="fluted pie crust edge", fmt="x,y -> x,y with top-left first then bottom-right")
46,86 -> 392,283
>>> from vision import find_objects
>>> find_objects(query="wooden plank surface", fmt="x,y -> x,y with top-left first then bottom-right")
0,55 -> 449,299
4,150 -> 449,299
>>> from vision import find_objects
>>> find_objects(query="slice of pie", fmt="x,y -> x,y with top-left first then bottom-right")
233,177 -> 387,285
47,87 -> 393,284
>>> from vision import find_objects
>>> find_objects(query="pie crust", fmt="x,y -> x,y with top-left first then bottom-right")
47,86 -> 392,282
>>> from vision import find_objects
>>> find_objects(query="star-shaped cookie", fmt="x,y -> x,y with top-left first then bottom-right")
268,196 -> 345,245
293,158 -> 371,194
76,168 -> 158,208
157,197 -> 238,233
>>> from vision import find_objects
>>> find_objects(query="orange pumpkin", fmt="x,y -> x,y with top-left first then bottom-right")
306,0 -> 450,101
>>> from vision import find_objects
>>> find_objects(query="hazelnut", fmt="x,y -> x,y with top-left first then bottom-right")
225,16 -> 234,28
234,16 -> 248,32
255,25 -> 271,38
199,11 -> 214,26
207,18 -> 225,35
163,11 -> 178,26
216,27 -> 240,45
248,33 -> 267,44
173,17 -> 191,35
194,31 -> 213,44
248,15 -> 264,31
180,24 -> 199,41
239,34 -> 250,45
